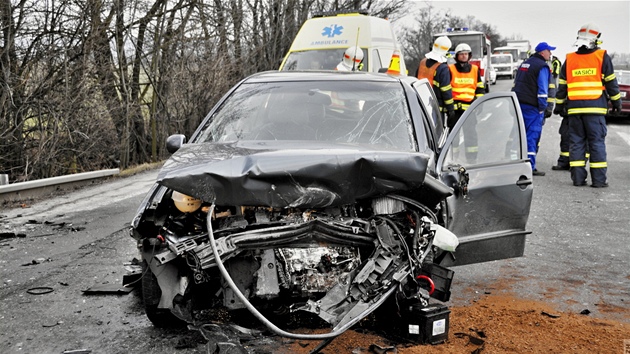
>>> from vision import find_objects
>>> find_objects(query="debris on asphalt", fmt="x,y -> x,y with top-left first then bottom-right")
0,232 -> 26,240
27,286 -> 54,295
21,257 -> 52,266
122,258 -> 143,287
42,320 -> 63,328
82,283 -> 134,295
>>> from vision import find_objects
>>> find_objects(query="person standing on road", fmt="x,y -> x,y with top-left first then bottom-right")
550,54 -> 572,171
448,43 -> 484,161
554,23 -> 621,187
415,36 -> 455,125
512,42 -> 555,176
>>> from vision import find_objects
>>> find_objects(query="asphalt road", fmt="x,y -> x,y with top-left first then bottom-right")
452,78 -> 630,319
1,77 -> 629,353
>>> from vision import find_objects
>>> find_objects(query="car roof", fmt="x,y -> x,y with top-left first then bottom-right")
243,70 -> 406,84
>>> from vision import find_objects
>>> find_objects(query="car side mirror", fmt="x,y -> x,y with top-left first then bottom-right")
166,134 -> 186,154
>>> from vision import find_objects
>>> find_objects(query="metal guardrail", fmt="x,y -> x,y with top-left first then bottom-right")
0,169 -> 120,204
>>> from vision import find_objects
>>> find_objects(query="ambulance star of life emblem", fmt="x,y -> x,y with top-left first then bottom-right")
322,24 -> 343,38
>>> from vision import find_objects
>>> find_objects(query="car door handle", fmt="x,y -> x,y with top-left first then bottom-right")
516,176 -> 532,189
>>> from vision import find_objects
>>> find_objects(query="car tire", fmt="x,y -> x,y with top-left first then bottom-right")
141,261 -> 186,328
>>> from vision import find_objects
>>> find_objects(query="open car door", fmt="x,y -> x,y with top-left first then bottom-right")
436,92 -> 533,266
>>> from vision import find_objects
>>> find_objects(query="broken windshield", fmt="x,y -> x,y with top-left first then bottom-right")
196,80 -> 416,151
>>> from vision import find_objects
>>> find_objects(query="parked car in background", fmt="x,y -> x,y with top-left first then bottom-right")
130,71 -> 533,346
607,70 -> 630,119
489,64 -> 497,85
491,53 -> 517,79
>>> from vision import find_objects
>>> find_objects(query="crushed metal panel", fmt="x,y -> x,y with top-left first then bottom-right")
156,141 -> 429,207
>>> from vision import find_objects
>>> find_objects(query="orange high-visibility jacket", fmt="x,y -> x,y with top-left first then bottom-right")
416,58 -> 440,81
449,64 -> 479,103
566,49 -> 605,101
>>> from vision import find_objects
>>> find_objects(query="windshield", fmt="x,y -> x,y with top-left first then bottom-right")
445,34 -> 483,58
491,55 -> 512,64
282,49 -> 368,71
494,49 -> 518,62
195,80 -> 416,151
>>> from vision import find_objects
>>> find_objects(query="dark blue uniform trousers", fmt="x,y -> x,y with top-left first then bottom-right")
568,114 -> 607,186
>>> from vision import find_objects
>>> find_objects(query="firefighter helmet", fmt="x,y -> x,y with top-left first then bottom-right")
574,23 -> 601,49
336,46 -> 364,71
426,36 -> 452,63
455,43 -> 472,54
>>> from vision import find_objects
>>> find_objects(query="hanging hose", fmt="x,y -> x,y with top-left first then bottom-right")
205,204 -> 397,340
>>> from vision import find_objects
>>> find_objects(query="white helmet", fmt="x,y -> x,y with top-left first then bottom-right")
574,23 -> 601,49
336,46 -> 364,71
455,43 -> 472,54
426,36 -> 452,63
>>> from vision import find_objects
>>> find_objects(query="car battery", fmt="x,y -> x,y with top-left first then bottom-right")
402,303 -> 450,345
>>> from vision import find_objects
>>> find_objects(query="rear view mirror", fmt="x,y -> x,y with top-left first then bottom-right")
166,134 -> 186,154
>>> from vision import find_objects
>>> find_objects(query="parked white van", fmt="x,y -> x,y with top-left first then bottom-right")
279,10 -> 406,74
491,53 -> 518,79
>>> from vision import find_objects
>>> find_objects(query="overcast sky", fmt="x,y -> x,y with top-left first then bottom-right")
402,0 -> 630,60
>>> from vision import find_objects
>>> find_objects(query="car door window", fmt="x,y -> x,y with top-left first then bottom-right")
442,96 -> 521,168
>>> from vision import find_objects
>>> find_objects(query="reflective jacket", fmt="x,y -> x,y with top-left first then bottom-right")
567,50 -> 605,101
555,47 -> 621,115
512,53 -> 550,112
448,62 -> 484,110
551,56 -> 562,78
414,58 -> 454,112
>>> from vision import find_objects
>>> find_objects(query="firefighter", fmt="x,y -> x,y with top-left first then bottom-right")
538,55 -> 558,159
448,43 -> 484,162
554,23 -> 621,187
336,46 -> 364,71
512,41 -> 555,176
415,36 -> 454,124
550,54 -> 572,171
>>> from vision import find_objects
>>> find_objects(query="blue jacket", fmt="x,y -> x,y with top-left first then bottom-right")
512,53 -> 550,112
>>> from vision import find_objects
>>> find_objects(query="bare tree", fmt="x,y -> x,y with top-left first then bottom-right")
0,0 -> 408,182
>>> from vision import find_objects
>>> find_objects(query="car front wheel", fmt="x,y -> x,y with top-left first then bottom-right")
141,261 -> 186,328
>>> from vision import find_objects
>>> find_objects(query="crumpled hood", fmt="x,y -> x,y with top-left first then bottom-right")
157,141 -> 429,208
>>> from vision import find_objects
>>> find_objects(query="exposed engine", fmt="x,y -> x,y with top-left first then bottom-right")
136,189 -> 457,338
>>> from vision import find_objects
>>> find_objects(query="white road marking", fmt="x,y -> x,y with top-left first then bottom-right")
617,131 -> 630,146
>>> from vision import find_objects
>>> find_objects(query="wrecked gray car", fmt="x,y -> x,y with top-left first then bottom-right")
130,71 -> 533,346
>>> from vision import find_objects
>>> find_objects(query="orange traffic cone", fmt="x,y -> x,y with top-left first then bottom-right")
386,49 -> 401,75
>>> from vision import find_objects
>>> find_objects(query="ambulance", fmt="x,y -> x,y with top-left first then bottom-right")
279,10 -> 406,74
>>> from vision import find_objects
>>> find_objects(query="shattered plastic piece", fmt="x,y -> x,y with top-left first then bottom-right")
368,343 -> 398,353
541,311 -> 561,318
122,263 -> 143,287
195,324 -> 249,354
82,283 -> 134,295
26,287 -> 54,295
42,321 -> 62,328
580,309 -> 591,315
431,224 -> 459,252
